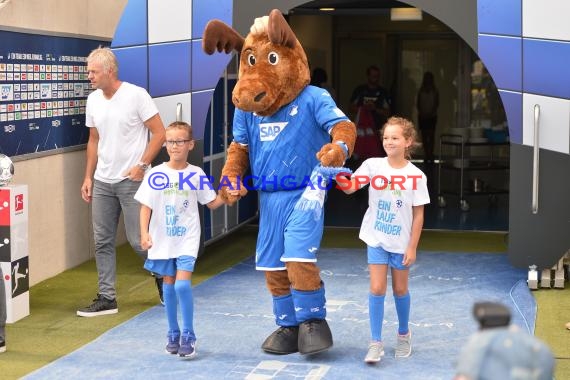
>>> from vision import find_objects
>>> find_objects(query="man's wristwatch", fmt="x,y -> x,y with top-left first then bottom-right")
136,162 -> 149,171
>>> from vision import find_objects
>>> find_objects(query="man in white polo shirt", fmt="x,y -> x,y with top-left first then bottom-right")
78,47 -> 165,317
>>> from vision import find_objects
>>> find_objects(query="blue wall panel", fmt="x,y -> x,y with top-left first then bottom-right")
111,0 -> 148,48
477,0 -> 521,36
113,46 -> 148,89
499,90 -> 522,144
191,41 -> 233,91
192,0 -> 233,38
523,39 -> 570,99
478,35 -> 522,92
148,42 -> 191,97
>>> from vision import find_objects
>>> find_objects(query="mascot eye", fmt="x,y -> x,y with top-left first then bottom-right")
247,54 -> 256,66
267,51 -> 279,65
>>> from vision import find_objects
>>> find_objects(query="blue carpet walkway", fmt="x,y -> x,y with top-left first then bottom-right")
25,249 -> 533,380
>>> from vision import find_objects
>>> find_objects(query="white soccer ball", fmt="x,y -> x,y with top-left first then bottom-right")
0,154 -> 15,186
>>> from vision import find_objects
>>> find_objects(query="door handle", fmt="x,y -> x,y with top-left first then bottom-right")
532,104 -> 540,214
176,102 -> 182,122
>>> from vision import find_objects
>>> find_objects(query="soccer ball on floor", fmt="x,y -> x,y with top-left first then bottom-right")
0,154 -> 14,186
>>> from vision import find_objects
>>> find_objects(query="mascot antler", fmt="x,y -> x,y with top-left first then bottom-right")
202,19 -> 244,54
267,9 -> 297,48
201,19 -> 248,205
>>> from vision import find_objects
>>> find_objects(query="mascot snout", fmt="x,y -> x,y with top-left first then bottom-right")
232,79 -> 269,109
232,75 -> 282,115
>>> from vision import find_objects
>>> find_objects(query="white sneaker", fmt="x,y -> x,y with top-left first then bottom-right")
364,341 -> 384,363
395,330 -> 412,358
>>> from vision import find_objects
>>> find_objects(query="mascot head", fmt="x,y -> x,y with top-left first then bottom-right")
203,9 -> 310,117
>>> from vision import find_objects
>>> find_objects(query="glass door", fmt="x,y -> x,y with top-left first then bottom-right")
396,37 -> 461,143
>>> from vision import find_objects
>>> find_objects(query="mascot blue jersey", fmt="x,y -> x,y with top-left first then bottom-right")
233,85 -> 349,192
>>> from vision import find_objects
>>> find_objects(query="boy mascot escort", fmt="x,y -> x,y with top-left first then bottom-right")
203,9 -> 356,355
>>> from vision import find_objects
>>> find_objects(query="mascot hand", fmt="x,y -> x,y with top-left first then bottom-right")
220,180 -> 248,205
316,143 -> 346,167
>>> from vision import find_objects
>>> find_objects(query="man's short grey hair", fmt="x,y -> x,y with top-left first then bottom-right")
87,47 -> 118,76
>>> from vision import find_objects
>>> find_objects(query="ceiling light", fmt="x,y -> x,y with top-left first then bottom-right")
390,7 -> 422,21
319,8 -> 335,12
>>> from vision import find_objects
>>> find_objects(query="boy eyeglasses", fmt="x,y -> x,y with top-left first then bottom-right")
166,140 -> 191,147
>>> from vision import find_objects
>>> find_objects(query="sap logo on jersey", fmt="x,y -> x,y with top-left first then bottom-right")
259,122 -> 288,141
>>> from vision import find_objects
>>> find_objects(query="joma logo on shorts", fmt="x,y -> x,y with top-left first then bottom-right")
259,122 -> 288,141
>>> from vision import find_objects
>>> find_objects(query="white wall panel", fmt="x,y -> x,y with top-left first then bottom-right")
153,93 -> 192,127
523,0 -> 570,40
523,93 -> 570,154
148,0 -> 192,43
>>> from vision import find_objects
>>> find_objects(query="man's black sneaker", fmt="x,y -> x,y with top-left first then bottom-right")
155,276 -> 164,306
76,294 -> 118,317
0,339 -> 5,353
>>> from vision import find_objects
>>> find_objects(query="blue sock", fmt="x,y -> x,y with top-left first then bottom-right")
394,292 -> 411,335
175,280 -> 195,340
272,294 -> 298,327
291,286 -> 326,322
163,282 -> 179,333
369,293 -> 385,341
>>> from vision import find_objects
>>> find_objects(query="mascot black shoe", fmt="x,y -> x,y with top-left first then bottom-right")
261,326 -> 299,354
298,319 -> 333,355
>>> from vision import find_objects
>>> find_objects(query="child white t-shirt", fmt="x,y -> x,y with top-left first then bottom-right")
353,157 -> 430,253
134,163 -> 216,260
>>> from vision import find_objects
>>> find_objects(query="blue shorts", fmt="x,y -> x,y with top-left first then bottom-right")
256,189 -> 325,270
367,246 -> 407,270
144,255 -> 196,277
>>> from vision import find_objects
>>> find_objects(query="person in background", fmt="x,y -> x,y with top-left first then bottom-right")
310,67 -> 337,101
454,325 -> 555,380
78,47 -> 166,317
416,71 -> 439,164
0,266 -> 6,353
135,121 -> 229,358
349,65 -> 392,166
338,116 -> 430,364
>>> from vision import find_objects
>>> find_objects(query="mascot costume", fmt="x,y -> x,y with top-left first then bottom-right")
203,9 -> 356,355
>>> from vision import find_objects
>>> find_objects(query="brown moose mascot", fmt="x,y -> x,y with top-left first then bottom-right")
202,9 -> 356,355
